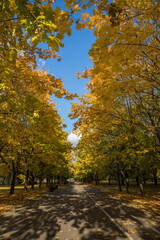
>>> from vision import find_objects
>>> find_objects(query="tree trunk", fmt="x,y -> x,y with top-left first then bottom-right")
60,176 -> 62,184
64,177 -> 67,184
136,153 -> 145,196
125,171 -> 129,187
95,172 -> 99,185
39,178 -> 42,188
47,176 -> 50,186
153,168 -> 158,186
46,178 -> 49,187
108,176 -> 111,185
9,161 -> 16,195
143,172 -> 146,184
2,177 -> 5,186
136,176 -> 139,186
31,174 -> 34,190
117,173 -> 122,191
120,170 -> 129,193
121,175 -> 125,186
90,174 -> 93,183
7,175 -> 11,185
117,165 -> 122,192
61,177 -> 64,184
57,175 -> 60,184
143,176 -> 146,184
24,169 -> 29,191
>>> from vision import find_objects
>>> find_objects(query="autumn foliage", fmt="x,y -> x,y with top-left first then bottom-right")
0,0 -> 160,197
0,0 -> 74,194
69,0 -> 160,196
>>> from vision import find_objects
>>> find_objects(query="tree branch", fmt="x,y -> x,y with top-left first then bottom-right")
0,17 -> 19,22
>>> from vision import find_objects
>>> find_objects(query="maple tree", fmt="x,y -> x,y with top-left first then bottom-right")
0,0 -> 75,194
1,0 -> 160,196
69,0 -> 160,196
0,0 -> 74,52
0,55 -> 73,193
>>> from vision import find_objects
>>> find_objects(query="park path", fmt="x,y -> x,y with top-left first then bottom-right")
0,182 -> 160,240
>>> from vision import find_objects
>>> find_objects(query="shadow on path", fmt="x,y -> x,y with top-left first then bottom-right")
0,182 -> 159,240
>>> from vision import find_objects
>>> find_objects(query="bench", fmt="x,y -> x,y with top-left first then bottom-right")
48,184 -> 58,192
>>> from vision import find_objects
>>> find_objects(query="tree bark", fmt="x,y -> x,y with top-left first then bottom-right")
9,161 -> 16,195
120,170 -> 129,193
117,164 -> 122,192
57,175 -> 60,184
46,177 -> 50,186
39,178 -> 42,188
31,174 -> 34,189
136,153 -> 145,196
136,176 -> 139,186
24,169 -> 29,191
108,176 -> 111,185
2,177 -> 5,186
153,168 -> 158,186
121,175 -> 125,186
125,171 -> 129,187
143,173 -> 146,184
95,172 -> 99,185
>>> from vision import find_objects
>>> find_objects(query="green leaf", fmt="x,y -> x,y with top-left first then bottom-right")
30,34 -> 41,46
36,15 -> 46,21
42,33 -> 47,43
2,3 -> 5,11
47,36 -> 62,52
21,19 -> 30,27
0,83 -> 6,90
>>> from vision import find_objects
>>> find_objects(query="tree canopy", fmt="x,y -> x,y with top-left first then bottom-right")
69,0 -> 160,196
0,0 -> 159,196
0,0 -> 75,194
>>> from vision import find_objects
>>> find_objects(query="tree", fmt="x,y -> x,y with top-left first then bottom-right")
0,0 -> 76,194
69,0 -> 160,196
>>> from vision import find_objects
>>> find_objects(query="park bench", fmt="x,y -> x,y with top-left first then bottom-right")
48,184 -> 58,192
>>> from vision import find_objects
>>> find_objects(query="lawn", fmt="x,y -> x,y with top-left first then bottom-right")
0,183 -> 70,214
0,184 -> 48,214
90,181 -> 160,217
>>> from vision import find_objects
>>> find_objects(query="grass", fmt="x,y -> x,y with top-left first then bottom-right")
1,181 -> 159,217
0,184 -> 40,191
0,183 -> 70,214
89,181 -> 160,216
0,184 -> 48,214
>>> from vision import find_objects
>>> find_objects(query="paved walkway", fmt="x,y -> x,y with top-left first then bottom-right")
0,183 -> 160,240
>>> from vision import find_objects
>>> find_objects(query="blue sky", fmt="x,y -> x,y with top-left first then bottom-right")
51,28 -> 95,133
40,4 -> 96,135
38,1 -> 112,145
